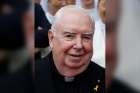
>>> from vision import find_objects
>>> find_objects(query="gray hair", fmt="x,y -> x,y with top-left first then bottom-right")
51,5 -> 94,31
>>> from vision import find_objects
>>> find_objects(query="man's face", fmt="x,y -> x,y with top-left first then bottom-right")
49,13 -> 94,77
99,0 -> 106,23
81,0 -> 94,7
49,0 -> 75,9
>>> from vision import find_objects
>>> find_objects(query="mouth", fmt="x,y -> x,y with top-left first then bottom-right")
69,54 -> 84,57
64,54 -> 86,68
68,53 -> 85,60
68,53 -> 85,62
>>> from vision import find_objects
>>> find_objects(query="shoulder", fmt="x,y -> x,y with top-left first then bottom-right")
109,79 -> 139,93
90,61 -> 105,75
90,61 -> 105,81
35,54 -> 50,71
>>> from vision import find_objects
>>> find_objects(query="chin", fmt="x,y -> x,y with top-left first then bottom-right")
63,70 -> 81,77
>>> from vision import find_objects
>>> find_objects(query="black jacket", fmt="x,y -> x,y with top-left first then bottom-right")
35,3 -> 51,48
35,52 -> 105,93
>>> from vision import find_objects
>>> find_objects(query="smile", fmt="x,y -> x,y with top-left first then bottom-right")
70,54 -> 83,57
68,54 -> 85,61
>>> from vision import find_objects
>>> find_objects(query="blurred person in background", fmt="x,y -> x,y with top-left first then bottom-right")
46,0 -> 76,26
81,0 -> 94,9
106,0 -> 139,92
35,0 -> 51,60
35,0 -> 41,4
81,0 -> 100,21
98,0 -> 105,23
35,5 -> 105,93
91,0 -> 105,68
115,0 -> 140,92
0,0 -> 33,93
41,0 -> 76,13
35,0 -> 50,32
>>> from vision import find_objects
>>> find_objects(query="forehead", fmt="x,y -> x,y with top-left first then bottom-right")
57,21 -> 93,34
57,12 -> 93,31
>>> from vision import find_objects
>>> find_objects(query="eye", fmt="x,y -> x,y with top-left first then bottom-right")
65,34 -> 74,37
64,34 -> 75,40
82,35 -> 93,41
83,36 -> 91,39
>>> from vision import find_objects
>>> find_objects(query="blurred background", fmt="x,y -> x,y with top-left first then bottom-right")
115,0 -> 140,92
106,0 -> 140,92
0,0 -> 34,93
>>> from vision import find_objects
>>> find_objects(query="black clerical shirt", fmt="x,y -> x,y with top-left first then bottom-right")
35,52 -> 105,93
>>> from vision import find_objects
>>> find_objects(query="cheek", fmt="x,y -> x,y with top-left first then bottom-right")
62,42 -> 74,54
53,38 -> 74,53
84,42 -> 93,53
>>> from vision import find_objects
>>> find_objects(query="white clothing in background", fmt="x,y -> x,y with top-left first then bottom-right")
92,19 -> 105,68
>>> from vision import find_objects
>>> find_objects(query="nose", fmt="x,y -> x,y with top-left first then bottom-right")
73,38 -> 83,50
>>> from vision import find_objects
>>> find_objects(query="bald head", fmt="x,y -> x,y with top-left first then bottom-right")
51,5 -> 94,31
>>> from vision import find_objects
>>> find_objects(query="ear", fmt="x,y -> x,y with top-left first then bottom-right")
48,30 -> 54,48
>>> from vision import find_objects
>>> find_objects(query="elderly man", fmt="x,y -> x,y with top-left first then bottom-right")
35,5 -> 104,93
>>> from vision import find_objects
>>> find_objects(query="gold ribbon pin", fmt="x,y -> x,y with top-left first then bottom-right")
94,85 -> 99,92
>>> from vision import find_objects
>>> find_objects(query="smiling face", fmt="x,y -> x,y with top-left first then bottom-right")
81,0 -> 94,9
49,12 -> 94,77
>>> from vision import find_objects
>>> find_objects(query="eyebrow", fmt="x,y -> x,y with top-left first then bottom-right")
82,32 -> 94,35
62,29 -> 77,34
62,27 -> 94,34
63,31 -> 76,35
62,31 -> 94,36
